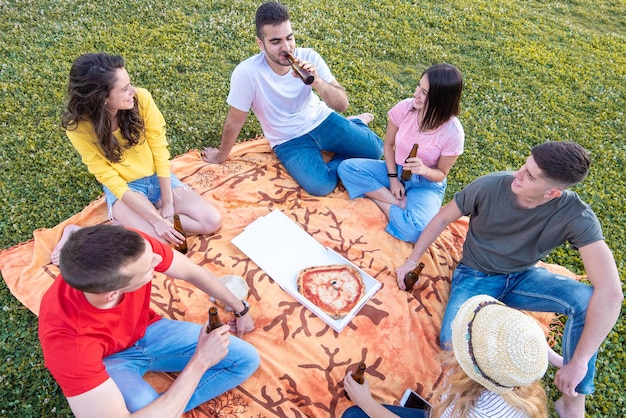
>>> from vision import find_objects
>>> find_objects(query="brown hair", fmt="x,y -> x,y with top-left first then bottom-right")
255,2 -> 290,39
62,52 -> 144,163
59,225 -> 147,293
418,63 -> 463,132
531,141 -> 590,187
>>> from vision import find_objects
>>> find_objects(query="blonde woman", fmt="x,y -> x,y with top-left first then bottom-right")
343,295 -> 549,417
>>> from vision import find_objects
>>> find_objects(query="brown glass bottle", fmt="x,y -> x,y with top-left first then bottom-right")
206,307 -> 224,333
285,53 -> 315,85
352,362 -> 366,384
345,362 -> 367,400
404,262 -> 425,291
172,214 -> 188,254
401,143 -> 419,181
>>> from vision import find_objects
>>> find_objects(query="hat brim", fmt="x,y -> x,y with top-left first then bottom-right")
451,294 -> 548,394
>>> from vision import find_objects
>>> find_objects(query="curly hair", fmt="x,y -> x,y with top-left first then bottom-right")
429,351 -> 548,418
62,52 -> 144,163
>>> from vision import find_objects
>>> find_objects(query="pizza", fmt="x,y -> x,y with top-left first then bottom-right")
297,264 -> 365,320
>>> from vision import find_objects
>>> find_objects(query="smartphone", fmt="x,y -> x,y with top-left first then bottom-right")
400,388 -> 432,411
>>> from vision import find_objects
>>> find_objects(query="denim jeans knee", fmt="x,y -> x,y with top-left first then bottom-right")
439,264 -> 505,348
440,264 -> 598,394
103,319 -> 259,412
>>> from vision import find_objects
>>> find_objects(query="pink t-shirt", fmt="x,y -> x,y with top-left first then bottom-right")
388,98 -> 464,167
38,232 -> 174,397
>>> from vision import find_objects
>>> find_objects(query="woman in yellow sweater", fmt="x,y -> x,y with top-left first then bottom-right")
62,53 -> 220,246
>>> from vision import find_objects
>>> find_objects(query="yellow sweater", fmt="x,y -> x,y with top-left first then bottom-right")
67,88 -> 170,199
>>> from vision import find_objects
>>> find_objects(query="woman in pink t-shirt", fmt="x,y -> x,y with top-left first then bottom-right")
338,64 -> 464,242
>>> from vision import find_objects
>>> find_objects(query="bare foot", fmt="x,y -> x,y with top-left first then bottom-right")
555,394 -> 585,418
548,345 -> 564,368
348,113 -> 374,125
50,224 -> 81,266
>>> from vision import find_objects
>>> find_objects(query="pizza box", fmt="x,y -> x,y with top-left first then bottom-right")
231,209 -> 381,333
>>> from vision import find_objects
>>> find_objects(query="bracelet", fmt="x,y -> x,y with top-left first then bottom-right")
233,300 -> 250,317
405,259 -> 417,266
388,173 -> 398,178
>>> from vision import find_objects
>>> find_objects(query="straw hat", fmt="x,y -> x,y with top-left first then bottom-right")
451,295 -> 549,394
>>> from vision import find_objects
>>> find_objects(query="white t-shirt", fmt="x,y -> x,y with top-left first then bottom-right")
227,48 -> 335,147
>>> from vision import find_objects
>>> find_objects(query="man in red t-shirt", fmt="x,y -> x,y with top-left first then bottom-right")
39,225 -> 260,417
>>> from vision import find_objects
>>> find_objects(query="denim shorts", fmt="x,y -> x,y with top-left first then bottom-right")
103,174 -> 186,211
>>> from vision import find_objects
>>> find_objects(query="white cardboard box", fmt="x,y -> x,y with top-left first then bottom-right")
231,209 -> 381,333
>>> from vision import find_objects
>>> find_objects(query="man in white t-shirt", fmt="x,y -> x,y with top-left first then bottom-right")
201,1 -> 383,196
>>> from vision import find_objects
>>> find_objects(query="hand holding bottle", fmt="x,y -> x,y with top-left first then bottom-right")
173,214 -> 188,254
396,260 -> 419,290
343,369 -> 373,405
285,53 -> 315,85
195,318 -> 230,370
401,144 -> 419,181
404,262 -> 425,291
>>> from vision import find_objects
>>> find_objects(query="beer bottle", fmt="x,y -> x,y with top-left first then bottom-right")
352,362 -> 366,384
404,262 -> 425,292
172,214 -> 188,254
206,307 -> 224,333
285,53 -> 315,85
401,143 -> 419,181
345,362 -> 366,400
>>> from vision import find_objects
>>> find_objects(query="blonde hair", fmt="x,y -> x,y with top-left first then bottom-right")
429,352 -> 548,418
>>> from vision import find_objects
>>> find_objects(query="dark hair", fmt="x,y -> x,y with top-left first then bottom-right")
61,53 -> 144,163
59,225 -> 147,293
531,141 -> 590,187
255,1 -> 290,39
419,63 -> 463,132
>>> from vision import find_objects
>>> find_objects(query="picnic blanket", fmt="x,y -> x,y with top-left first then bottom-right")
0,138 -> 573,417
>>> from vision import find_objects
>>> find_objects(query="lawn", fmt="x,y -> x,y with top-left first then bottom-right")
1,0 -> 624,416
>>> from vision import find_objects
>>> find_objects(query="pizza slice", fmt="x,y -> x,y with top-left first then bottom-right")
297,264 -> 365,320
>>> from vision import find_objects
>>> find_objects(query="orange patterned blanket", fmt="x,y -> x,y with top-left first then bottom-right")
0,138 -> 571,417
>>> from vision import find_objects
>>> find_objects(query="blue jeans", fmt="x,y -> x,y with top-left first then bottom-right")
342,405 -> 427,418
337,160 -> 446,242
273,112 -> 383,196
103,318 -> 260,412
440,263 -> 596,394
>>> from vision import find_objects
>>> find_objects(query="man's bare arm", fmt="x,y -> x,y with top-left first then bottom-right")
294,56 -> 349,112
312,79 -> 349,112
395,201 -> 463,288
554,240 -> 623,396
202,106 -> 248,164
166,251 -> 255,337
67,325 -> 231,418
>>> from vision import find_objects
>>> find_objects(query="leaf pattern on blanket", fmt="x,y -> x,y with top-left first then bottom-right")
0,138 -> 572,418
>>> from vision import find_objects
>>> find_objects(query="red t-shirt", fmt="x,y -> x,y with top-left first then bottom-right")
38,232 -> 174,397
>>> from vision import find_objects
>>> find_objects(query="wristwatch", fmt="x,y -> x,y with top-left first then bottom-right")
233,300 -> 250,317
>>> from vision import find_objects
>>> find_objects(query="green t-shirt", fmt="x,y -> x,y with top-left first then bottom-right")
454,172 -> 603,274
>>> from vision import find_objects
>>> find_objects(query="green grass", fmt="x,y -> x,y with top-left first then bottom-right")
1,0 -> 624,416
